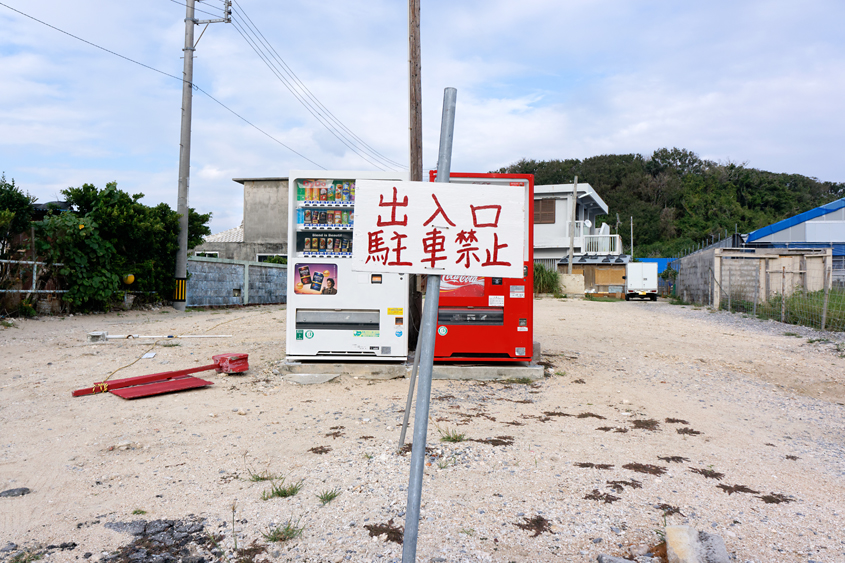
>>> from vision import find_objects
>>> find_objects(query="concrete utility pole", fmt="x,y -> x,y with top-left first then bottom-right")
567,176 -> 578,274
630,216 -> 634,259
173,0 -> 231,311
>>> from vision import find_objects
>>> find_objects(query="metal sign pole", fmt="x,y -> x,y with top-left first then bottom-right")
402,87 -> 457,563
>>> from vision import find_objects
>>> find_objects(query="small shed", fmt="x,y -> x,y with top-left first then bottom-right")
559,254 -> 630,298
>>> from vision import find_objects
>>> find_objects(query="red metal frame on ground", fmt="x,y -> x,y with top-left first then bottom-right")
72,352 -> 248,399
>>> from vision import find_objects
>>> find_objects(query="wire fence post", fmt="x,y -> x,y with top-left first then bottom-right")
781,266 -> 786,323
752,261 -> 760,318
728,266 -> 732,313
822,263 -> 830,331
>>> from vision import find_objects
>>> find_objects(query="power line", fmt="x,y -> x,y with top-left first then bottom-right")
0,1 -> 325,169
230,19 -> 388,171
165,0 -> 225,19
232,0 -> 407,171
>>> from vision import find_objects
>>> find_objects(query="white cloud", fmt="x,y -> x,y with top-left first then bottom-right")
1,0 -> 843,235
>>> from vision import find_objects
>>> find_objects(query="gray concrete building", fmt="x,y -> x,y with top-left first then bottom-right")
191,177 -> 289,262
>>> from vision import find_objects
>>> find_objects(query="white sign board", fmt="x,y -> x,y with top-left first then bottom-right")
352,180 -> 525,277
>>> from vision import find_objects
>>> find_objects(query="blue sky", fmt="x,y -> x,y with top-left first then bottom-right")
2,0 -> 844,233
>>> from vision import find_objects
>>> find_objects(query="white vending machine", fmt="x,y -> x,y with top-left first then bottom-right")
286,170 -> 410,361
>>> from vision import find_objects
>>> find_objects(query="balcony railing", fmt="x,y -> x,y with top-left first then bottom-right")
584,234 -> 622,255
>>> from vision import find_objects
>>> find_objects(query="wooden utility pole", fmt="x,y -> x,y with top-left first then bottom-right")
408,0 -> 422,181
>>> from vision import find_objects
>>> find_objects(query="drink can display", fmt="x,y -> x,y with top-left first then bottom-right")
335,184 -> 343,201
342,183 -> 349,201
327,184 -> 335,201
334,210 -> 341,224
319,238 -> 326,251
319,211 -> 327,224
350,181 -> 355,202
326,237 -> 333,253
319,186 -> 327,201
298,265 -> 311,285
304,209 -> 311,224
312,237 -> 318,252
302,181 -> 310,201
340,238 -> 347,253
347,239 -> 352,254
310,271 -> 324,291
349,212 -> 354,226
303,238 -> 310,252
341,210 -> 348,225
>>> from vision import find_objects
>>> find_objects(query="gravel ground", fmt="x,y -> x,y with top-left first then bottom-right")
1,298 -> 844,563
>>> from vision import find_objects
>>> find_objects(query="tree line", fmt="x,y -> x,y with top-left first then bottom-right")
497,148 -> 845,257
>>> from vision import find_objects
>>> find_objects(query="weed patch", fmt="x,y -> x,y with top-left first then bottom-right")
438,427 -> 466,443
757,492 -> 794,504
261,479 -> 304,500
607,479 -> 642,492
657,456 -> 689,463
623,463 -> 667,476
664,418 -> 689,424
577,412 -> 606,419
631,419 -> 661,431
364,519 -> 403,544
263,519 -> 304,543
717,484 -> 759,495
514,515 -> 552,537
316,487 -> 341,505
572,379 -> 586,384
584,489 -> 619,503
471,435 -> 514,447
575,462 -> 614,470
656,503 -> 684,516
689,467 -> 724,480
676,427 -> 701,435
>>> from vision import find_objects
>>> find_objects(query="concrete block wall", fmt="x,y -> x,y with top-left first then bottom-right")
186,257 -> 286,307
674,248 -> 717,305
248,264 -> 287,304
186,261 -> 245,307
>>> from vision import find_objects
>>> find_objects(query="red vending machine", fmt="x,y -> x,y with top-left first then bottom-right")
428,172 -> 534,362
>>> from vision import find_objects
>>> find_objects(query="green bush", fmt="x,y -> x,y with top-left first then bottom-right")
534,262 -> 560,294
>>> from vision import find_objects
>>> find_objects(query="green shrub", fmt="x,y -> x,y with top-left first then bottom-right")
533,263 -> 560,294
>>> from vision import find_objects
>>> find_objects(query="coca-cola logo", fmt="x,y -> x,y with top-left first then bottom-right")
442,275 -> 482,284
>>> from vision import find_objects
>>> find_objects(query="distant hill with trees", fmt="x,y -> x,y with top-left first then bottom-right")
497,148 -> 845,258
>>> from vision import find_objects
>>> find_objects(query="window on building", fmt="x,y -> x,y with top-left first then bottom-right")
257,254 -> 287,264
833,256 -> 845,270
534,199 -> 555,224
194,251 -> 218,258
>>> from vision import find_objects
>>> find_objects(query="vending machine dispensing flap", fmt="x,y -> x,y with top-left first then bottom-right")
295,309 -> 380,330
437,307 -> 504,326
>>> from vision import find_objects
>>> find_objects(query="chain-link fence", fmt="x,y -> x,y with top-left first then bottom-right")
713,253 -> 844,332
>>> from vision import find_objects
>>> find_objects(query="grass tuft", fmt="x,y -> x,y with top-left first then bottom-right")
261,478 -> 304,500
131,509 -> 147,515
438,427 -> 466,443
262,519 -> 305,542
316,487 -> 342,505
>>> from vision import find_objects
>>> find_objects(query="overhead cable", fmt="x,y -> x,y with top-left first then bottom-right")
230,19 -> 388,171
0,1 -> 325,169
232,0 -> 407,171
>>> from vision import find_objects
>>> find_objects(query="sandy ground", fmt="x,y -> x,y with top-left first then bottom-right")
1,298 -> 844,563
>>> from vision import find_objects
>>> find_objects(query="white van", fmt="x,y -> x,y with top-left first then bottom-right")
624,262 -> 658,301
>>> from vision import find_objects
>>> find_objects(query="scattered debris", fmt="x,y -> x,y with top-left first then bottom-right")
577,412 -> 606,419
542,411 -> 573,418
596,426 -> 628,433
717,484 -> 759,495
359,436 -> 374,440
572,379 -> 586,384
364,519 -> 403,544
0,487 -> 31,498
622,463 -> 667,476
325,431 -> 344,439
514,515 -> 552,537
308,446 -> 331,455
676,427 -> 702,435
689,467 -> 724,480
785,455 -> 799,460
